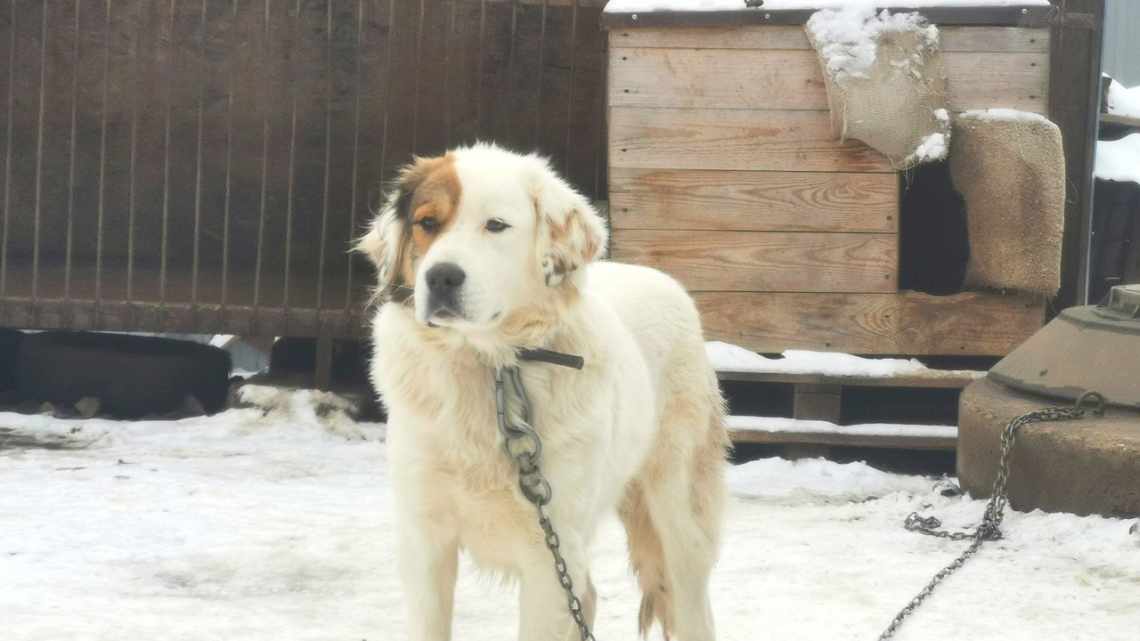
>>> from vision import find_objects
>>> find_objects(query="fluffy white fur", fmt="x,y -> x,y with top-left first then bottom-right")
359,144 -> 728,641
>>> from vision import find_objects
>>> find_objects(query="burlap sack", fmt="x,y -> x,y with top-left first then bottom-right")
806,9 -> 951,169
950,111 -> 1066,296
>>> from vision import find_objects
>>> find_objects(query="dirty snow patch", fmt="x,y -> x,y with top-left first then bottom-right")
1095,134 -> 1140,184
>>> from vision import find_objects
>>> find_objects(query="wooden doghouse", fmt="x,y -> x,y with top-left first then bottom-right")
603,3 -> 1065,358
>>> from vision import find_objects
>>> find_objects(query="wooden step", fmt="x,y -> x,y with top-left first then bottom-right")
716,368 -> 983,389
727,416 -> 958,451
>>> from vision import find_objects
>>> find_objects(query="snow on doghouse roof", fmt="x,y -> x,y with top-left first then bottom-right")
604,0 -> 1051,14
1096,134 -> 1140,186
1105,78 -> 1140,122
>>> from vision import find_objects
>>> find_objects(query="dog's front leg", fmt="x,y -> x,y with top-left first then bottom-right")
397,520 -> 458,641
517,532 -> 593,641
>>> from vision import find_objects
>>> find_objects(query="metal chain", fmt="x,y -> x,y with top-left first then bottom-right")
878,391 -> 1106,641
495,366 -> 597,641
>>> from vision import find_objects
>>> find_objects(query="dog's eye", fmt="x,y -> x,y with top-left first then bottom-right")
485,218 -> 511,233
416,217 -> 440,234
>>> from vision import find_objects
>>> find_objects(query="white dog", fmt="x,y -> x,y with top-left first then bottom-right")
357,143 -> 728,641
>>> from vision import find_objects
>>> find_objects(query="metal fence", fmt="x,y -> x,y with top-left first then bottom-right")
0,0 -> 609,338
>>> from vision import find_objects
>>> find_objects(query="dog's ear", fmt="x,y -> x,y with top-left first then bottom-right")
353,207 -> 403,295
531,159 -> 608,287
354,157 -> 438,298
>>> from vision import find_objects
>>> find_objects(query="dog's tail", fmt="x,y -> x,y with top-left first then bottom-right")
622,481 -> 675,640
623,366 -> 726,641
638,590 -> 673,640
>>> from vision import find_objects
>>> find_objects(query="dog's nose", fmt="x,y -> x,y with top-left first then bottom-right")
426,262 -> 466,295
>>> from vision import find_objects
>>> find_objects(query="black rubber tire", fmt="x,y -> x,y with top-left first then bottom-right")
16,331 -> 232,418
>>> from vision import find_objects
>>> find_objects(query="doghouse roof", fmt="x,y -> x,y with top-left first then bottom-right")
602,1 -> 1053,28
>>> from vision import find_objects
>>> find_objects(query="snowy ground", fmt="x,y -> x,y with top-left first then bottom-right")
2,389 -> 1137,641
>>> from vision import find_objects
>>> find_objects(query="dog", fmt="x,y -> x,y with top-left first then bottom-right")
357,143 -> 728,641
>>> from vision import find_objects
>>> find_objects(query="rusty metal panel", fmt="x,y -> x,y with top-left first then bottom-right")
0,0 -> 608,337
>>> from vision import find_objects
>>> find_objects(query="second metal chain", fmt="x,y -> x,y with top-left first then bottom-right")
878,391 -> 1106,640
495,365 -> 597,641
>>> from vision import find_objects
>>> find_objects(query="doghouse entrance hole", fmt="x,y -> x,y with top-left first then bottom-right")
899,161 -> 970,295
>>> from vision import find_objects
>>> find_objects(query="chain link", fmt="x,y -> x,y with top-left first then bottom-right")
878,391 -> 1106,640
495,366 -> 597,641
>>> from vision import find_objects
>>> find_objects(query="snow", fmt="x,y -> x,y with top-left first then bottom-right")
1095,134 -> 1140,185
604,0 -> 1050,14
959,108 -> 1053,124
706,340 -> 985,380
913,131 -> 948,162
805,4 -> 936,80
727,455 -> 934,501
2,389 -> 1138,641
727,415 -> 958,440
1105,78 -> 1140,121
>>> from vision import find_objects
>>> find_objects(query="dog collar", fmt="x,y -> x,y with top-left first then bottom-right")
517,348 -> 584,370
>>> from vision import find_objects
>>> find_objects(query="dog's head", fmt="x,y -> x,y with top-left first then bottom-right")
356,144 -> 607,335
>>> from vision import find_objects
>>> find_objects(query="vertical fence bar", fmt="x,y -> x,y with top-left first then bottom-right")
593,31 -> 606,200
563,0 -> 578,174
282,1 -> 300,325
410,0 -> 424,152
126,2 -> 139,301
344,0 -> 363,311
534,0 -> 547,150
443,0 -> 453,148
191,0 -> 207,306
31,0 -> 48,308
221,0 -> 237,318
160,0 -> 175,306
253,0 -> 270,320
0,0 -> 14,299
504,0 -> 518,145
64,1 -> 80,303
378,0 -> 396,182
315,0 -> 332,324
95,0 -> 112,310
475,0 -> 486,133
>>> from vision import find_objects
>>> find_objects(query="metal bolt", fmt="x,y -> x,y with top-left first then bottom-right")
631,13 -> 638,21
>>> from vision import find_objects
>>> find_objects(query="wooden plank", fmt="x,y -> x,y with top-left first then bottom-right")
695,290 -> 1046,356
601,6 -> 1054,30
610,24 -> 812,51
610,230 -> 898,293
939,25 -> 1050,53
610,48 -> 1049,114
609,107 -> 892,172
609,169 -> 898,233
716,369 -> 983,390
942,51 -> 1049,114
610,26 -> 1049,53
727,420 -> 958,451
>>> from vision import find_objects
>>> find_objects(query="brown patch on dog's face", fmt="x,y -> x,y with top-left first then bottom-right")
392,154 -> 462,286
